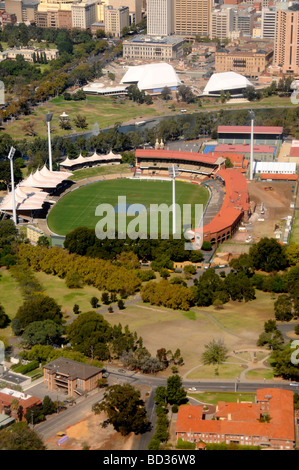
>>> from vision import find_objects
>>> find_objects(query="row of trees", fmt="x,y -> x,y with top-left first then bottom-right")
17,244 -> 141,297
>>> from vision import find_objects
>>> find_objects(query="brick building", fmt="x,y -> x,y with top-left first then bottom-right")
0,388 -> 41,422
44,357 -> 102,397
176,388 -> 295,450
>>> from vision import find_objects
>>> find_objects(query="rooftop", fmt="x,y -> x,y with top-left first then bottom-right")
176,388 -> 295,444
217,125 -> 283,135
44,357 -> 102,380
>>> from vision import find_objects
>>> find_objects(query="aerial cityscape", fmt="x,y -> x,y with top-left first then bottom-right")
0,0 -> 299,455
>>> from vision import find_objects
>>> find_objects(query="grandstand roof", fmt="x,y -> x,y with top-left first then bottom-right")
0,185 -> 48,212
20,166 -> 72,190
198,168 -> 249,236
260,173 -> 298,181
217,125 -> 283,135
135,149 -> 224,165
60,151 -> 122,168
120,63 -> 182,91
203,72 -> 253,95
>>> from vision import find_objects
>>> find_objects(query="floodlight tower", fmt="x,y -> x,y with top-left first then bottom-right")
249,109 -> 255,181
168,165 -> 179,235
7,146 -> 16,225
45,113 -> 53,171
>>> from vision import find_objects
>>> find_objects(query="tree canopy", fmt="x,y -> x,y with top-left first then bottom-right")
92,384 -> 150,436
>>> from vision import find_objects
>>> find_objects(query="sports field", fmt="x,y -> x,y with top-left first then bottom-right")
47,178 -> 209,236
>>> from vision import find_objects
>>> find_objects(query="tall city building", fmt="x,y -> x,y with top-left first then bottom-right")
104,5 -> 130,37
108,0 -> 142,24
274,2 -> 299,74
147,0 -> 174,36
174,0 -> 213,39
71,0 -> 97,29
5,0 -> 23,22
261,6 -> 276,39
210,7 -> 234,40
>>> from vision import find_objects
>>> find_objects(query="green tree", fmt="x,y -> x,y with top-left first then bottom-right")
202,339 -> 228,366
92,384 -> 150,435
21,320 -> 64,347
0,422 -> 45,450
166,375 -> 187,405
66,311 -> 111,360
90,296 -> 99,308
14,294 -> 63,331
42,395 -> 56,415
73,114 -> 88,129
0,303 -> 10,329
249,238 -> 288,272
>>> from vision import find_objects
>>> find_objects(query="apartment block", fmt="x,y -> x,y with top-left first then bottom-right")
4,0 -> 23,21
104,5 -> 130,37
147,0 -> 174,36
210,8 -> 234,40
35,9 -> 72,28
108,0 -> 142,24
71,0 -> 97,29
22,2 -> 39,22
232,8 -> 255,36
174,0 -> 213,38
44,357 -> 103,397
274,2 -> 299,74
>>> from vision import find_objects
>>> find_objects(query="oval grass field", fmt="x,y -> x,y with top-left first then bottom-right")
47,178 -> 210,236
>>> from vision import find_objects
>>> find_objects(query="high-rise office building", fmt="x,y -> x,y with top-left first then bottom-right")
104,5 -> 130,37
274,2 -> 299,74
147,0 -> 174,36
174,0 -> 212,39
71,0 -> 97,29
210,7 -> 233,40
108,0 -> 142,24
261,6 -> 276,39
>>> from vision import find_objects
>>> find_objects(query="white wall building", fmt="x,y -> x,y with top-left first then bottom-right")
147,0 -> 174,36
261,6 -> 276,39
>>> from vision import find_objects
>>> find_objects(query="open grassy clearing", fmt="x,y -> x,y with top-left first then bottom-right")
0,268 -> 276,380
1,95 -> 161,140
245,369 -> 274,380
47,178 -> 209,236
102,294 -> 274,377
34,271 -> 102,315
0,269 -> 23,338
188,391 -> 256,405
197,291 -> 275,340
187,362 -> 246,380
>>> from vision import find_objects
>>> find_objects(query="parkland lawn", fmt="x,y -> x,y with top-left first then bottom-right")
47,178 -> 210,236
0,268 -> 277,379
1,95 -> 161,140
